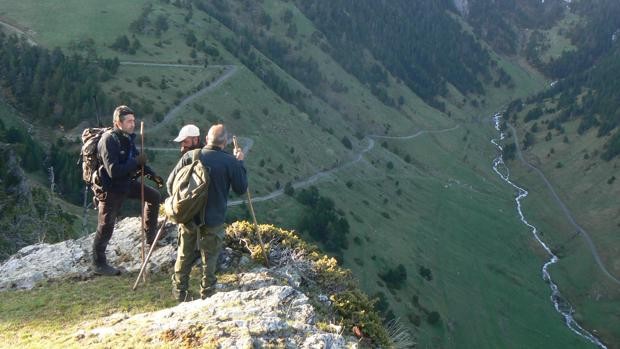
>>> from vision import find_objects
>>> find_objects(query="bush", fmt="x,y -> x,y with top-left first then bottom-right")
341,136 -> 352,149
522,132 -> 535,150
524,107 -> 543,122
502,143 -> 516,161
295,186 -> 350,253
284,182 -> 294,196
379,264 -> 407,290
427,311 -> 441,325
419,266 -> 433,281
602,132 -> 620,161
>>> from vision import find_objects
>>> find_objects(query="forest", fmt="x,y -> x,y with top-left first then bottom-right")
520,0 -> 620,160
294,0 -> 508,107
0,33 -> 117,129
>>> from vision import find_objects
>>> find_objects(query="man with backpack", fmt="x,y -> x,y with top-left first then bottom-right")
167,124 -> 247,301
172,124 -> 204,266
92,105 -> 164,276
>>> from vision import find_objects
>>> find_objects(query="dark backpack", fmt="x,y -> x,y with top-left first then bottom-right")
164,149 -> 210,224
79,127 -> 113,186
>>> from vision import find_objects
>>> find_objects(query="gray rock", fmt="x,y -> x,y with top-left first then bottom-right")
0,217 -> 177,291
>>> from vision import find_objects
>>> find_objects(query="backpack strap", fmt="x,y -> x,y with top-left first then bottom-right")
96,128 -> 122,175
193,148 -> 211,176
191,148 -> 202,162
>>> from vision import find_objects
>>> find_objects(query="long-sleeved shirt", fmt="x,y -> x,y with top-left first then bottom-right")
167,144 -> 247,227
98,128 -> 153,193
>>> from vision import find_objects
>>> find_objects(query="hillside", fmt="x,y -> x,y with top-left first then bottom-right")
0,0 -> 619,348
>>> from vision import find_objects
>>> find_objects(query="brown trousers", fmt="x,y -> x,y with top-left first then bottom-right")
92,180 -> 161,265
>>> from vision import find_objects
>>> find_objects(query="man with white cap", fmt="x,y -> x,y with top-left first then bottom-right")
173,124 -> 203,154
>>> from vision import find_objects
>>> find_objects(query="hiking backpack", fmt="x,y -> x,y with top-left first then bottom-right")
164,149 -> 210,224
79,127 -> 113,185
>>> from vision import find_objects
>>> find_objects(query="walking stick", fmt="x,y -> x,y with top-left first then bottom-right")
233,136 -> 269,267
132,218 -> 168,290
140,122 -> 146,282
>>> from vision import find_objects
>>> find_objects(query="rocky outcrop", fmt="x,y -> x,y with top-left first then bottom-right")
75,281 -> 354,348
0,217 -> 365,348
0,217 -> 177,291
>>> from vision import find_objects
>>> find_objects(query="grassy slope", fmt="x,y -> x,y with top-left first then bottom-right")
539,11 -> 580,63
0,0 -> 616,348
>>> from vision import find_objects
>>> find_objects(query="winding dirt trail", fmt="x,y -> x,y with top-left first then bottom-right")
228,125 -> 459,206
0,17 -> 37,45
150,64 -> 238,132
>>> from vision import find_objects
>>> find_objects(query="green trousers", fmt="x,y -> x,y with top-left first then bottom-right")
172,222 -> 224,297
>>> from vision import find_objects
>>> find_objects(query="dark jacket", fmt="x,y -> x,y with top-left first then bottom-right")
167,145 -> 248,227
98,128 -> 153,193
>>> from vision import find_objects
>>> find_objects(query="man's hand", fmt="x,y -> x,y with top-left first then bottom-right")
232,136 -> 244,161
152,175 -> 164,189
135,153 -> 148,166
234,147 -> 244,161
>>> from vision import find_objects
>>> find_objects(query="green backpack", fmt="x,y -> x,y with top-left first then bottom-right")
164,149 -> 210,224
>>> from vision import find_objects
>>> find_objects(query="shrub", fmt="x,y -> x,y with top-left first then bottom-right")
341,136 -> 352,149
379,264 -> 407,289
419,266 -> 433,281
524,107 -> 543,122
427,311 -> 441,325
284,181 -> 294,196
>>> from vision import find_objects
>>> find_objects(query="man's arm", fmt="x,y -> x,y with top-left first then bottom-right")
166,152 -> 192,195
230,160 -> 248,195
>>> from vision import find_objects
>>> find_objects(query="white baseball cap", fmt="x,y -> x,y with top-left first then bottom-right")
173,124 -> 200,142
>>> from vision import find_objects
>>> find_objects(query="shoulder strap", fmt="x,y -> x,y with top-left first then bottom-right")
191,148 -> 202,162
103,128 -> 121,146
97,129 -> 122,163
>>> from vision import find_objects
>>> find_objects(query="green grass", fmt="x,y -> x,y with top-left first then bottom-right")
0,0 -> 147,50
0,273 -> 177,349
540,12 -> 580,63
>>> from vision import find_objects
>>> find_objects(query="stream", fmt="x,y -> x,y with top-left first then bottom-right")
490,113 -> 607,349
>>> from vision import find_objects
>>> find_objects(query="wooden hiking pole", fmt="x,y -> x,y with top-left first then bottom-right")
140,121 -> 147,282
132,218 -> 168,290
233,136 -> 269,267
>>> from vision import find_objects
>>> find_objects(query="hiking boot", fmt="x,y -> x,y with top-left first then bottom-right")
93,263 -> 121,276
200,288 -> 215,300
173,289 -> 193,302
